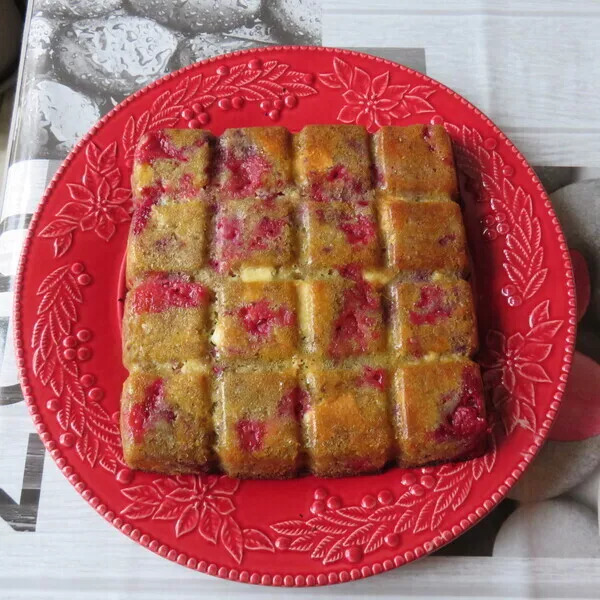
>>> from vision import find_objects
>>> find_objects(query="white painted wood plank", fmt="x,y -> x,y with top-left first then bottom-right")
324,12 -> 600,165
324,0 -> 600,16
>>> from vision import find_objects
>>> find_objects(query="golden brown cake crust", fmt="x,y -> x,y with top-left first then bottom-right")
373,124 -> 458,199
216,369 -> 302,478
121,124 -> 485,477
380,199 -> 469,274
305,367 -> 393,477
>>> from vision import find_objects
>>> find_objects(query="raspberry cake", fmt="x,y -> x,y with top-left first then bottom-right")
121,124 -> 486,477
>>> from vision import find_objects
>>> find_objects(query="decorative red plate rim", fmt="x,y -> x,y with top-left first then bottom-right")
13,46 -> 577,586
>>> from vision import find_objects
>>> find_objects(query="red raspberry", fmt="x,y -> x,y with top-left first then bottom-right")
128,379 -> 175,443
236,419 -> 266,452
409,285 -> 452,325
362,367 -> 386,390
131,274 -> 208,314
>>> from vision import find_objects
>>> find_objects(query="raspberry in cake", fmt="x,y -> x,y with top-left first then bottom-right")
122,273 -> 210,368
373,124 -> 458,200
215,369 -> 303,478
213,198 -> 294,273
212,281 -> 299,360
121,367 -> 214,473
294,125 -> 372,201
393,359 -> 487,467
126,200 -> 207,284
391,279 -> 477,358
304,367 -> 393,476
380,200 -> 469,274
131,129 -> 213,204
300,269 -> 386,359
215,127 -> 292,198
302,201 -> 381,269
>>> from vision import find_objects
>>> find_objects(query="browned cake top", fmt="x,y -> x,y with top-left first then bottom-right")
121,124 -> 486,477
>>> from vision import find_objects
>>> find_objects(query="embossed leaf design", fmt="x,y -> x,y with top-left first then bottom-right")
220,515 -> 244,564
39,142 -> 131,257
243,528 -> 275,552
176,505 -> 200,538
481,301 -> 562,434
119,476 -> 272,565
122,61 -> 317,162
198,505 -> 222,544
153,498 -> 186,521
122,484 -> 162,506
270,452 -> 495,566
446,121 -> 548,304
319,57 -> 435,131
33,263 -> 123,473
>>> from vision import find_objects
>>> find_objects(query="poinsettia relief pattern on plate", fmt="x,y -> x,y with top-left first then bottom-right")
15,47 -> 575,586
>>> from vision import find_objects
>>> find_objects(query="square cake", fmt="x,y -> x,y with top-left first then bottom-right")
302,201 -> 382,269
122,273 -> 210,368
131,129 -> 213,204
121,124 -> 486,477
393,359 -> 487,467
215,369 -> 303,478
390,278 -> 477,358
121,366 -> 214,473
373,124 -> 458,200
304,366 -> 393,477
213,198 -> 294,273
215,127 -> 292,198
294,125 -> 372,201
300,273 -> 386,359
380,199 -> 469,274
127,200 -> 207,284
212,281 -> 299,360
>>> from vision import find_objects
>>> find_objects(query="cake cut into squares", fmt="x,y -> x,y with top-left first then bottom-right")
121,367 -> 214,473
373,124 -> 458,199
300,272 -> 386,358
391,279 -> 477,358
122,124 -> 483,478
393,359 -> 487,467
304,366 -> 393,477
122,273 -> 211,368
213,281 -> 299,360
213,198 -> 294,273
215,369 -> 303,478
294,125 -> 372,201
302,201 -> 382,269
380,200 -> 468,274
216,127 -> 292,198
127,200 -> 207,284
131,129 -> 213,204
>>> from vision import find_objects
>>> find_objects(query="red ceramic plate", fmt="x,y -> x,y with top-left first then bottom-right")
14,47 -> 576,586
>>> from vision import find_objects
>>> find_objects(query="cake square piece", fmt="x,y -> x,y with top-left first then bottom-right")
373,124 -> 458,199
300,273 -> 386,358
380,200 -> 468,274
294,125 -> 371,201
391,279 -> 477,358
393,360 -> 487,467
121,367 -> 214,473
302,201 -> 382,269
213,198 -> 294,273
127,200 -> 207,284
122,124 -> 482,478
304,367 -> 393,476
216,127 -> 292,198
131,129 -> 213,204
213,281 -> 299,360
216,369 -> 303,478
122,274 -> 211,368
